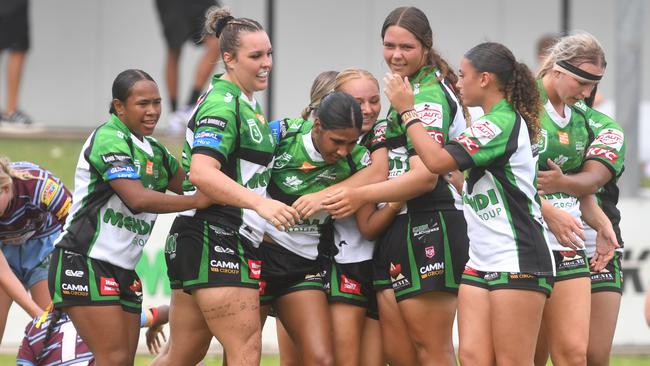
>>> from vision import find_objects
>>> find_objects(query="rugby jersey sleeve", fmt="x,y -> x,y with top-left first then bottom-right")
88,131 -> 140,182
190,100 -> 238,166
405,92 -> 449,157
585,111 -> 626,178
37,170 -> 72,224
366,119 -> 388,152
350,145 -> 372,172
444,118 -> 508,171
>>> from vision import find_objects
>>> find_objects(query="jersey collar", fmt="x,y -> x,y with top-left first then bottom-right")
108,114 -> 154,157
302,130 -> 324,162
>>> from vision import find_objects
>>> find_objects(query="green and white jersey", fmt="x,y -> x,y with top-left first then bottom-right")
180,75 -> 276,246
577,103 -> 626,255
266,128 -> 371,260
445,99 -> 554,275
333,119 -> 387,264
55,114 -> 179,270
537,81 -> 590,251
386,66 -> 465,212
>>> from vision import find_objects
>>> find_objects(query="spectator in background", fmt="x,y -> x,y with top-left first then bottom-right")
155,0 -> 220,132
0,0 -> 32,125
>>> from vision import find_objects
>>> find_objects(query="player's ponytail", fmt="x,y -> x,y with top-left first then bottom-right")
465,42 -> 541,143
301,71 -> 338,120
0,156 -> 39,189
204,7 -> 264,59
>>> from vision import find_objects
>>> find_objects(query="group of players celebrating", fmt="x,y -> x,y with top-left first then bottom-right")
1,4 -> 626,366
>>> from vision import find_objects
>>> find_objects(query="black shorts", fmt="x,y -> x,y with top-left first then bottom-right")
372,210 -> 469,301
155,0 -> 218,49
257,240 -> 326,306
326,259 -> 374,310
49,248 -> 142,313
0,2 -> 29,51
553,249 -> 591,281
590,251 -> 623,294
461,266 -> 555,297
166,216 -> 260,294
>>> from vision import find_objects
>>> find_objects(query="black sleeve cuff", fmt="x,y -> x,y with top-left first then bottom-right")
191,147 -> 228,167
444,143 -> 475,171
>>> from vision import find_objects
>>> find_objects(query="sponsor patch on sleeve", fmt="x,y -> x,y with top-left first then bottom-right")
101,153 -> 132,166
586,146 -> 618,163
106,165 -> 139,180
196,116 -> 228,130
361,150 -> 372,167
454,134 -> 480,155
193,131 -> 223,150
470,119 -> 503,145
41,178 -> 60,206
593,128 -> 624,151
56,196 -> 72,220
370,121 -> 387,145
414,102 -> 443,128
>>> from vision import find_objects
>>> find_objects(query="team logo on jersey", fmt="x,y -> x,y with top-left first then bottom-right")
594,128 -> 624,151
41,178 -> 60,206
340,275 -> 362,295
558,131 -> 570,145
455,135 -> 480,155
536,129 -> 548,154
248,259 -> 262,279
100,277 -> 120,296
553,155 -> 569,167
586,147 -> 619,163
470,120 -> 503,145
414,102 -> 443,128
299,161 -> 317,172
273,152 -> 293,169
283,175 -> 303,188
425,246 -> 435,259
247,119 -> 264,143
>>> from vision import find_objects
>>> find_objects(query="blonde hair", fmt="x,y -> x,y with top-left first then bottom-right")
334,68 -> 379,93
301,71 -> 338,120
0,156 -> 38,192
538,31 -> 607,78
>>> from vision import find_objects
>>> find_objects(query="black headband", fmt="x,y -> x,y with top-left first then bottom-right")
556,60 -> 602,81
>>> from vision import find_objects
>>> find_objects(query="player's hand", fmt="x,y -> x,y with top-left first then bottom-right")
383,73 -> 414,115
192,190 -> 214,209
543,204 -> 585,250
322,187 -> 364,219
146,325 -> 167,355
256,198 -> 301,231
590,222 -> 619,272
537,159 -> 565,195
292,191 -> 325,219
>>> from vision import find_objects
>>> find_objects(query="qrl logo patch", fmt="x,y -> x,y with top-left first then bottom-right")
455,135 -> 480,154
586,147 -> 618,163
100,277 -> 120,296
425,246 -> 435,259
248,260 -> 262,279
340,275 -> 362,295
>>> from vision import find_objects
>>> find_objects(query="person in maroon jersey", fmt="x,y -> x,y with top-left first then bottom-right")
17,304 -> 170,366
0,157 -> 72,343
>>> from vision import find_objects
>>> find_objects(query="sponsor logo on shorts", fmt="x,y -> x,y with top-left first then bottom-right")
305,271 -> 325,281
340,275 -> 362,295
463,266 -> 479,277
100,277 -> 120,296
508,273 -> 534,280
586,147 -> 619,163
412,223 -> 439,238
420,262 -> 444,279
210,260 -> 240,274
65,270 -> 84,278
214,245 -> 235,255
248,260 -> 262,279
425,246 -> 435,259
558,251 -> 586,271
130,279 -> 142,297
483,272 -> 500,281
591,266 -> 615,281
259,280 -> 267,295
209,225 -> 234,236
61,283 -> 89,296
165,233 -> 178,259
390,262 -> 410,290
